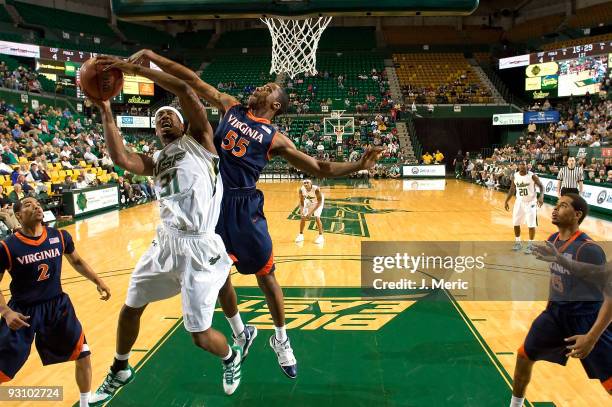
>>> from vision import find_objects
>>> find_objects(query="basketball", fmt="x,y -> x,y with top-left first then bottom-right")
78,57 -> 123,101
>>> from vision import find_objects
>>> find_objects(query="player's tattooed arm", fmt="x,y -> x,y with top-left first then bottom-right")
504,179 -> 515,211
127,49 -> 239,113
271,133 -> 383,178
532,174 -> 545,207
0,273 -> 30,330
91,99 -> 154,176
64,250 -> 111,301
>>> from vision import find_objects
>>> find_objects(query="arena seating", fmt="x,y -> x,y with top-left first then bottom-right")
394,53 -> 493,104
383,25 -> 462,45
215,29 -> 271,49
286,53 -> 389,113
503,14 -> 565,42
568,2 -> 612,28
541,32 -> 612,51
319,27 -> 376,50
117,21 -> 176,47
14,1 -> 115,38
200,55 -> 274,101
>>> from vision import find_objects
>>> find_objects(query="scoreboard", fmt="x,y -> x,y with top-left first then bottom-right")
531,41 -> 612,64
39,46 -> 96,63
500,41 -> 612,68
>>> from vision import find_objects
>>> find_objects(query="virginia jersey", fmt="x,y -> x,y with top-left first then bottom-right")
0,227 -> 74,306
514,171 -> 537,202
300,185 -> 322,206
213,104 -> 277,189
547,231 -> 607,314
153,134 -> 222,233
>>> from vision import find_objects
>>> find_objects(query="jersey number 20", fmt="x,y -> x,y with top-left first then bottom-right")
222,130 -> 250,157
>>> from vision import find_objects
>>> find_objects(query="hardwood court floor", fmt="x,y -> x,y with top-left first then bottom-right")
1,179 -> 609,406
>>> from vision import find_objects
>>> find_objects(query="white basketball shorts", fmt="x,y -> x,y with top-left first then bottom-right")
512,199 -> 538,228
125,225 -> 232,332
302,199 -> 324,218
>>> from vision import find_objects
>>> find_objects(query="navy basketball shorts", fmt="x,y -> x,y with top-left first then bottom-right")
0,293 -> 89,382
216,188 -> 275,276
519,303 -> 612,391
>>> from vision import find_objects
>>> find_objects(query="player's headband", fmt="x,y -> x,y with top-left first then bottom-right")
155,106 -> 184,124
303,179 -> 312,184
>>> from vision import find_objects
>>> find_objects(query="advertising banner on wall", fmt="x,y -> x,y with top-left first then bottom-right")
523,110 -> 560,124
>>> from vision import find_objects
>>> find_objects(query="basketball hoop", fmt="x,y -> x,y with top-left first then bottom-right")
261,16 -> 332,79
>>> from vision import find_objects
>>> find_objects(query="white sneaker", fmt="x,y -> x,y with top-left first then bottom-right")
295,234 -> 304,243
314,235 -> 324,244
222,346 -> 243,395
269,336 -> 297,379
88,366 -> 134,406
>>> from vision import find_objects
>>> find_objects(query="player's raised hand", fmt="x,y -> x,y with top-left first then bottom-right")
127,49 -> 152,66
359,147 -> 385,170
4,310 -> 30,330
96,279 -> 111,301
532,241 -> 560,263
565,334 -> 596,359
97,55 -> 139,75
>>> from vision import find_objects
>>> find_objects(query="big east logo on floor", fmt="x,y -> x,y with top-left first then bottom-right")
217,296 -> 415,331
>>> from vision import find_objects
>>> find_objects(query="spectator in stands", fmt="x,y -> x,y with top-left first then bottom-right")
422,152 -> 433,165
8,183 -> 25,203
14,174 -> 33,195
61,175 -> 76,191
11,124 -> 23,140
83,146 -> 99,166
36,185 -> 50,202
75,174 -> 89,189
0,186 -> 19,231
29,163 -> 48,183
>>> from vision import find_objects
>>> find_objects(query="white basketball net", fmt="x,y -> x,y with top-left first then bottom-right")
261,16 -> 332,79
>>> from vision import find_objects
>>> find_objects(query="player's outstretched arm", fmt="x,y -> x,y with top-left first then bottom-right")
91,99 -> 154,176
0,273 -> 30,330
127,49 -> 239,113
271,133 -> 384,178
97,56 -> 215,152
64,250 -> 111,301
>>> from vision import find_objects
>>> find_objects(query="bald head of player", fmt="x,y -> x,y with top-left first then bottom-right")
248,82 -> 289,118
14,197 -> 44,228
552,193 -> 588,227
154,107 -> 184,145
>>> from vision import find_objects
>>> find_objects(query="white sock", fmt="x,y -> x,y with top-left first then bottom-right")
515,237 -> 521,242
79,392 -> 90,407
222,346 -> 233,361
528,239 -> 534,243
275,326 -> 287,342
226,313 -> 245,337
510,395 -> 524,407
115,352 -> 131,361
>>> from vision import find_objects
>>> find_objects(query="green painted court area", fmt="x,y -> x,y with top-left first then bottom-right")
107,287 -> 536,407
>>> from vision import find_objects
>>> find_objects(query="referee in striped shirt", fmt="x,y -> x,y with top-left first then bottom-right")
557,156 -> 583,197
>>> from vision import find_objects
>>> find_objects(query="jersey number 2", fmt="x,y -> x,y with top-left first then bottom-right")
37,264 -> 50,281
222,130 -> 250,157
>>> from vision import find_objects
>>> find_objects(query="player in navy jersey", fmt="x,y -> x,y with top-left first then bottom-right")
127,49 -> 383,378
509,194 -> 612,407
0,197 -> 111,407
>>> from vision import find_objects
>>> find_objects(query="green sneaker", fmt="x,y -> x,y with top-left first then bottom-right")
88,365 -> 135,406
222,345 -> 243,395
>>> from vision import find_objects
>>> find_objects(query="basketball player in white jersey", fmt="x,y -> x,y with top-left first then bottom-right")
504,161 -> 544,254
295,179 -> 325,244
87,56 -> 252,405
